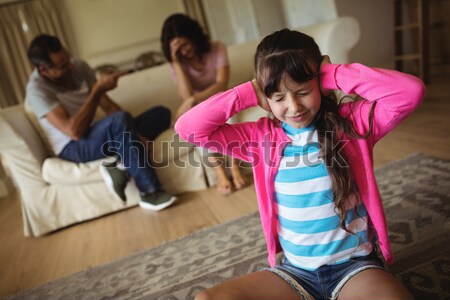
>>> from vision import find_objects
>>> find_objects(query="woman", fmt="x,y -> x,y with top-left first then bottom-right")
161,13 -> 247,195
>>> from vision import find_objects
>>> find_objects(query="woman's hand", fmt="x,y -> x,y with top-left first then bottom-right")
319,55 -> 331,96
170,38 -> 183,62
251,79 -> 270,112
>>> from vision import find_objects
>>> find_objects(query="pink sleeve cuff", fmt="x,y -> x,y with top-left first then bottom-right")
234,81 -> 259,110
321,63 -> 340,91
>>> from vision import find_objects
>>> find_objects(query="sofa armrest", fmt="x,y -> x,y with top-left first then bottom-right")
0,105 -> 50,164
42,157 -> 104,185
0,115 -> 44,184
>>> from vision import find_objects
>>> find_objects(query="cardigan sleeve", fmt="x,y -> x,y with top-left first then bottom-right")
175,81 -> 260,162
321,63 -> 426,143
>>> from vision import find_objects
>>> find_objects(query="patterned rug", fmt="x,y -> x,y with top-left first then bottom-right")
5,154 -> 450,300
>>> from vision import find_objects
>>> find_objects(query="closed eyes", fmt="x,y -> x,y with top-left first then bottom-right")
270,90 -> 312,102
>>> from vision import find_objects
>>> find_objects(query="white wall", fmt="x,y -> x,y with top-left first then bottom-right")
62,0 -> 185,69
203,0 -> 285,45
60,0 -> 400,71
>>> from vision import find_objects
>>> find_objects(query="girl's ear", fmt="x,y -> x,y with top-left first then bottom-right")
251,79 -> 271,112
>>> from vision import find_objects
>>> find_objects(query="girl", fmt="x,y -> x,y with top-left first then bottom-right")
161,13 -> 247,195
175,29 -> 425,300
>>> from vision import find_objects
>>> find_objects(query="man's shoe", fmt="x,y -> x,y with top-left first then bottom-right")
99,161 -> 129,201
139,190 -> 177,211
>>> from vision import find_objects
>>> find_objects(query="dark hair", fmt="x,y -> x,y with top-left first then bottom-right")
160,13 -> 210,62
27,34 -> 62,68
255,29 -> 375,232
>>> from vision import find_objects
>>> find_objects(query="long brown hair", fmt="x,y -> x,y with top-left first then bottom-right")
160,13 -> 211,63
254,29 -> 375,231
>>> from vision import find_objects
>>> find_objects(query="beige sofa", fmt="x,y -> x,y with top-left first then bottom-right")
0,17 -> 360,237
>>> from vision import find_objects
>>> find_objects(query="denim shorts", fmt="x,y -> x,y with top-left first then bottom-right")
266,251 -> 385,300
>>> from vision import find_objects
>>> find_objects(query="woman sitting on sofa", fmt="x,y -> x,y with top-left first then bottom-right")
161,13 -> 247,195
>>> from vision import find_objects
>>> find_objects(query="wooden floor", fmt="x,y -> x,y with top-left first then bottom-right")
0,74 -> 449,298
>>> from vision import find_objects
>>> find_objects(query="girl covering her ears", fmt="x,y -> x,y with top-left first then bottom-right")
161,13 -> 247,195
175,29 -> 425,300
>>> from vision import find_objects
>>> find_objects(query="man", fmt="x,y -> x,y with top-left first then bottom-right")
25,34 -> 176,211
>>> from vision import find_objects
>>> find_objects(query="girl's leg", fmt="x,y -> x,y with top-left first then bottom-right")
195,270 -> 302,300
209,156 -> 232,195
230,157 -> 247,189
337,268 -> 414,300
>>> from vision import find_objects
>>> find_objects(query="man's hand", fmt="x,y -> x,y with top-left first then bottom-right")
251,79 -> 271,112
94,71 -> 126,94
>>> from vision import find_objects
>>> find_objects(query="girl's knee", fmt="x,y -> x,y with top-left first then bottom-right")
195,289 -> 233,300
194,290 -> 209,300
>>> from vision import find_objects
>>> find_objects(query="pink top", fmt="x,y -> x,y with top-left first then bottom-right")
175,63 -> 425,267
170,41 -> 229,94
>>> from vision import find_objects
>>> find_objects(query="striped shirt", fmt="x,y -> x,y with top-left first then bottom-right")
275,122 -> 372,270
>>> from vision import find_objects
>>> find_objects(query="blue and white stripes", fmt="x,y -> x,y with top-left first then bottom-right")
275,122 -> 372,270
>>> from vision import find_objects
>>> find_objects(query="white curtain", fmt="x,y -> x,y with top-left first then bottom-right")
0,0 -> 73,108
182,0 -> 210,35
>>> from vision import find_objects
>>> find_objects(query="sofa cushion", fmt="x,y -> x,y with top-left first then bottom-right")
152,128 -> 195,167
108,64 -> 180,117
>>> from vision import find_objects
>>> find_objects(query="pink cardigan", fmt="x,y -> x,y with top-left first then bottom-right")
175,63 -> 425,267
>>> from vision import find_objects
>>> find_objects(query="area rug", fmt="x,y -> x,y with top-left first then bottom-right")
5,154 -> 450,300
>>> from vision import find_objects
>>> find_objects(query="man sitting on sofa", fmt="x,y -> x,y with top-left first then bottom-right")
25,34 -> 177,211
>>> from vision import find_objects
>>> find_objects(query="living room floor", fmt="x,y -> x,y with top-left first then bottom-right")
0,73 -> 449,298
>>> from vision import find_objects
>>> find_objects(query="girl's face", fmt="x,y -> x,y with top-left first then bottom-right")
267,75 -> 321,128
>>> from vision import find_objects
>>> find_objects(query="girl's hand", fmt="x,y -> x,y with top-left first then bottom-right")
319,55 -> 331,96
251,79 -> 270,112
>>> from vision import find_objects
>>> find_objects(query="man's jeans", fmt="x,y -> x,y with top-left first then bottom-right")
59,106 -> 171,194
